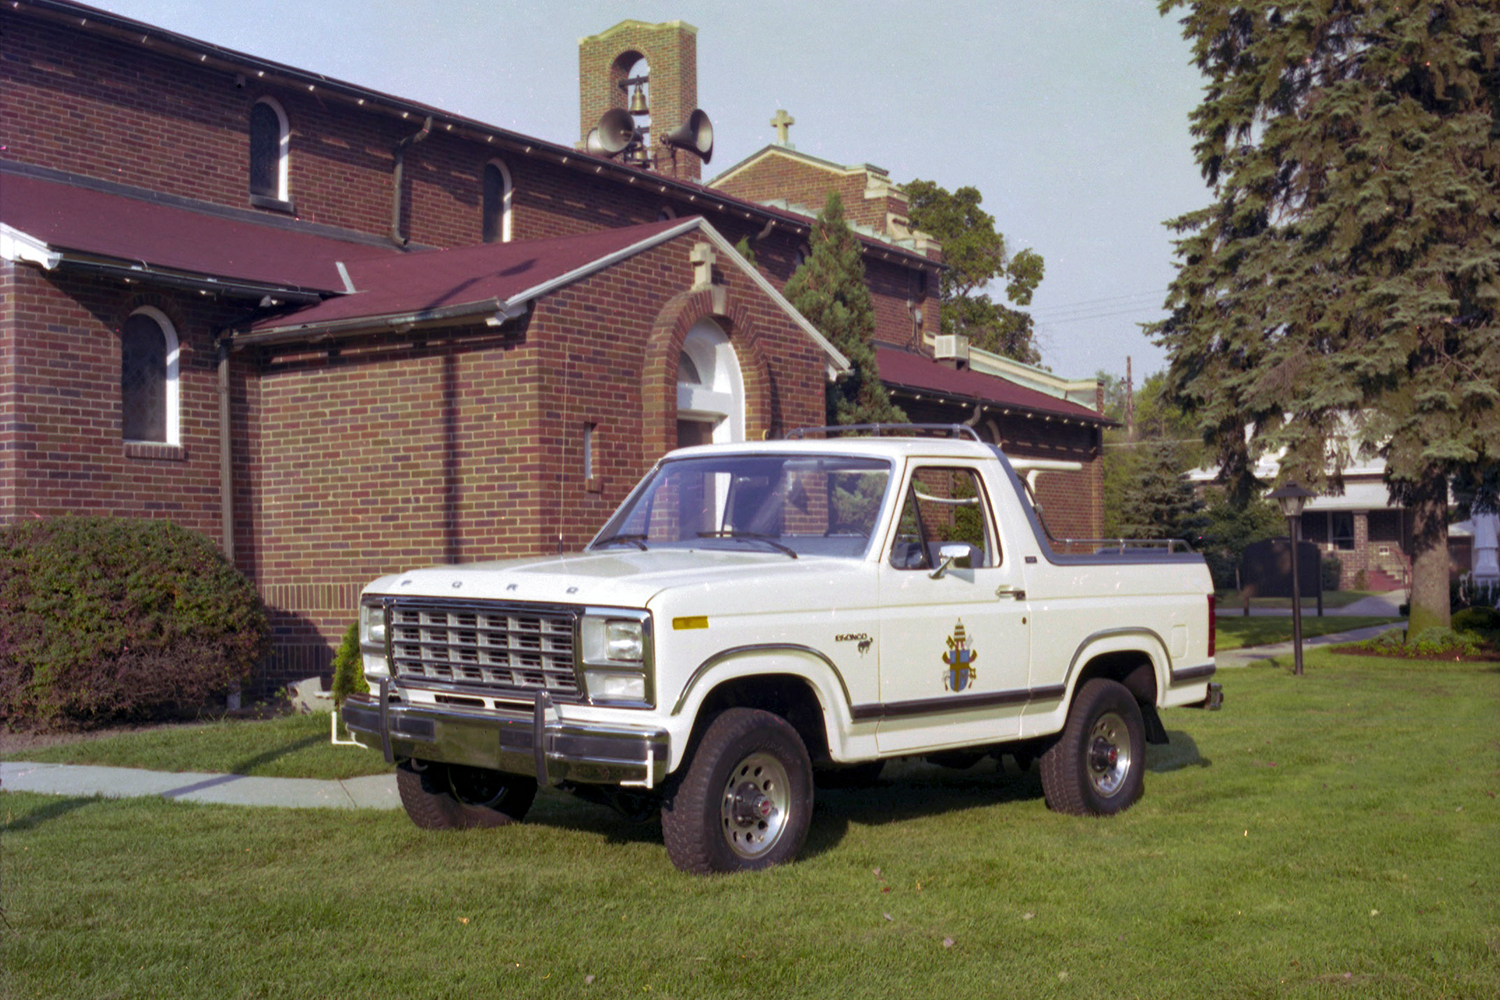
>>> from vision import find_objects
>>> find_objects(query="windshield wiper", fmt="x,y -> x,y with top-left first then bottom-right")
696,530 -> 798,559
592,532 -> 649,551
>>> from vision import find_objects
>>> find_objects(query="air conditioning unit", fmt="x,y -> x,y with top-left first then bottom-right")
933,334 -> 970,367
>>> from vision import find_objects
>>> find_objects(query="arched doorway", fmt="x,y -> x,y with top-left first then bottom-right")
675,319 -> 743,449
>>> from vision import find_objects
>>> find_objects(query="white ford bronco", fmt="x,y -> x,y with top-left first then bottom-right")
343,425 -> 1221,874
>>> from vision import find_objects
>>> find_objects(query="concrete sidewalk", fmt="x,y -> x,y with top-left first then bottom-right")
1,760 -> 400,810
1214,621 -> 1404,668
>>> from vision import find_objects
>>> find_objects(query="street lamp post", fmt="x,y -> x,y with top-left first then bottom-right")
1268,482 -> 1316,676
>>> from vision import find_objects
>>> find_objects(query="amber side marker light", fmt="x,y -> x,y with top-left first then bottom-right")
673,616 -> 709,630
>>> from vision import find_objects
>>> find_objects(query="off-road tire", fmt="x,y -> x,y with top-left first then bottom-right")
661,708 -> 814,875
1039,678 -> 1146,816
396,760 -> 537,829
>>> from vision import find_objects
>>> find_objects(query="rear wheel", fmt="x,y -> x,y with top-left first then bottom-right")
1039,679 -> 1145,816
661,708 -> 813,874
396,760 -> 537,829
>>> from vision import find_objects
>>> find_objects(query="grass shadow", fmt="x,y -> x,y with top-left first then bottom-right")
1,795 -> 100,833
227,734 -> 324,776
1147,730 -> 1211,772
803,757 -> 1043,860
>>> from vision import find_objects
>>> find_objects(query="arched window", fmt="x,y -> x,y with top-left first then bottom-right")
676,319 -> 744,448
482,159 -> 512,243
249,97 -> 290,204
120,307 -> 179,445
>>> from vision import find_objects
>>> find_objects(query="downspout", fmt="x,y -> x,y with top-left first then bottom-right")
216,335 -> 235,564
389,116 -> 433,247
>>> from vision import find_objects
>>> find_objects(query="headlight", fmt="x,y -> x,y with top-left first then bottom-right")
360,601 -> 387,646
581,617 -> 644,665
583,670 -> 647,702
580,612 -> 652,706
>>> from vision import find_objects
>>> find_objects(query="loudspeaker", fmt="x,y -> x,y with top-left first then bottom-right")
662,108 -> 714,163
593,108 -> 636,157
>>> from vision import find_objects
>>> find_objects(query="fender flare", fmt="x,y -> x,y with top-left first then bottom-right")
670,643 -> 855,740
1060,627 -> 1173,707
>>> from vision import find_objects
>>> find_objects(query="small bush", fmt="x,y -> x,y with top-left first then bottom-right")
1352,567 -> 1367,591
330,620 -> 368,707
0,516 -> 269,728
1322,554 -> 1342,591
1406,627 -> 1483,658
1451,606 -> 1500,635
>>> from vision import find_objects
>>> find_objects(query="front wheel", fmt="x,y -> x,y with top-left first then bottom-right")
396,760 -> 537,829
1039,679 -> 1145,816
661,708 -> 814,874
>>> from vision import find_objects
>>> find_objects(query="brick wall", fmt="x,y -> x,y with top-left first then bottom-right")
239,232 -> 825,683
0,262 -> 17,523
711,151 -> 908,235
0,265 -> 231,534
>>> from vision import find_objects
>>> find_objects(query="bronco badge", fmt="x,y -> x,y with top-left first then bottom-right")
942,619 -> 978,692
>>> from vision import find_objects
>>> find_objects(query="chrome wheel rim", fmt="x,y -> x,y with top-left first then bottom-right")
1086,711 -> 1131,797
720,752 -> 790,859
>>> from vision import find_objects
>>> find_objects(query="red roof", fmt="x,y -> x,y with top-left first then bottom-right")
246,217 -> 693,335
1,170 -> 394,292
876,346 -> 1107,424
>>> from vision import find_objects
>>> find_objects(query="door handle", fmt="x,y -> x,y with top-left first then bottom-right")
995,584 -> 1026,600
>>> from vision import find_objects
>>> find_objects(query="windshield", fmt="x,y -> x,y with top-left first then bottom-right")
592,454 -> 892,559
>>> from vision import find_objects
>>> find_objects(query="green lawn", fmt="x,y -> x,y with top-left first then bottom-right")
1215,615 -> 1404,651
2,711 -> 391,779
1216,589 -> 1386,610
3,651 -> 1496,998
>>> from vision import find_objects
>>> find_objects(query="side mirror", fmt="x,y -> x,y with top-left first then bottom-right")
930,543 -> 973,579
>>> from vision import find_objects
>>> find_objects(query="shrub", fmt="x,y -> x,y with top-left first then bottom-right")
1322,554 -> 1342,591
1406,627 -> 1484,659
330,620 -> 369,707
1451,606 -> 1500,635
1352,567 -> 1367,591
0,516 -> 269,728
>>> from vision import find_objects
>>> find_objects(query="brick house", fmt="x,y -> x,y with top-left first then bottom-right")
1,1 -> 1108,685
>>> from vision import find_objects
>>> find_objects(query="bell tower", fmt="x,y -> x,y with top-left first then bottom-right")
579,20 -> 702,181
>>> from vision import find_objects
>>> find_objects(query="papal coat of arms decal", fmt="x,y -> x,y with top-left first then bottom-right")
942,619 -> 978,692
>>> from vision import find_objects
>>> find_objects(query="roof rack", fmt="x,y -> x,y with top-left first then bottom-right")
786,423 -> 984,442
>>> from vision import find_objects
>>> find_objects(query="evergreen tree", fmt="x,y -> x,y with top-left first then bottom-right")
906,180 -> 1045,364
1114,441 -> 1208,544
785,192 -> 907,426
1155,0 -> 1500,634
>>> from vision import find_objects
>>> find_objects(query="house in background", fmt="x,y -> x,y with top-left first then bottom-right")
1190,437 -> 1497,593
2,1 -> 1109,687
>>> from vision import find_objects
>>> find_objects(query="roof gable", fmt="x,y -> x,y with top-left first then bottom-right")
238,217 -> 851,372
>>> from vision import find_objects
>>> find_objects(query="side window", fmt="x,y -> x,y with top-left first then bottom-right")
249,97 -> 290,204
888,467 -> 996,570
120,307 -> 179,445
482,160 -> 512,243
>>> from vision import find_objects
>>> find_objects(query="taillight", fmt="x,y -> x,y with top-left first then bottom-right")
1207,593 -> 1216,658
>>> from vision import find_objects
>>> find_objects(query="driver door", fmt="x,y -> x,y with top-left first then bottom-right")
875,464 -> 1032,753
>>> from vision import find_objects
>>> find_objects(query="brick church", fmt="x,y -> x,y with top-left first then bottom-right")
1,2 -> 1110,686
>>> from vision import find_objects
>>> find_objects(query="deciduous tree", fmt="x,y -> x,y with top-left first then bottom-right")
1155,0 -> 1500,634
906,180 -> 1045,364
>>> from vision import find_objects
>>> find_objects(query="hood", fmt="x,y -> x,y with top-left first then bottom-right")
363,547 -> 859,609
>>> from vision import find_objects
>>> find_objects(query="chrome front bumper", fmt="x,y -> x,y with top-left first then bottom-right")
342,687 -> 669,789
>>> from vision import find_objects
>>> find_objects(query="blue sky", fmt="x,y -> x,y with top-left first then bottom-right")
90,0 -> 1210,383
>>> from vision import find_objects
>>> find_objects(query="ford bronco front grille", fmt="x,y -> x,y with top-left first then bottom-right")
388,601 -> 581,702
